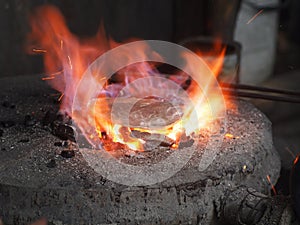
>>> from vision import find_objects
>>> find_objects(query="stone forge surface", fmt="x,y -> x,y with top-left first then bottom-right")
0,75 -> 280,225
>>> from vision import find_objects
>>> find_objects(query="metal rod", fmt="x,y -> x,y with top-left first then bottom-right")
221,82 -> 300,97
222,89 -> 300,103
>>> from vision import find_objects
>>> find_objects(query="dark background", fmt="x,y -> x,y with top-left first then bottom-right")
1,0 -> 300,77
0,0 -> 243,77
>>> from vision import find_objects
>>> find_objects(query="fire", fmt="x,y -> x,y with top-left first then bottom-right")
28,5 -> 228,151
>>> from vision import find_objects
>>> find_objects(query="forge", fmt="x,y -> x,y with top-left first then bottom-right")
0,75 -> 281,225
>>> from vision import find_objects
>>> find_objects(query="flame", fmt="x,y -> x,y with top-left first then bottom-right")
28,5 -> 228,151
195,41 -> 226,77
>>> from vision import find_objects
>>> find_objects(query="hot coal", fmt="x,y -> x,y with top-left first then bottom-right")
130,130 -> 175,150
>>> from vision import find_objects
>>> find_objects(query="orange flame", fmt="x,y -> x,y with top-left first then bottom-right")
28,5 -> 228,151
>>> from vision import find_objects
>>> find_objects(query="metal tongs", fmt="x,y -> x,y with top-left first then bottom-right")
221,82 -> 300,103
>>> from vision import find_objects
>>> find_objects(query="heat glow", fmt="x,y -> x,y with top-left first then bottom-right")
28,5 -> 229,151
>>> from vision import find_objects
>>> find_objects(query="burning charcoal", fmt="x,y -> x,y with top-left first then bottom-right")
144,139 -> 174,151
24,115 -> 36,126
46,159 -> 57,168
143,140 -> 164,151
0,120 -> 15,128
101,131 -> 108,139
130,130 -> 174,150
60,150 -> 75,158
52,122 -> 76,142
130,130 -> 151,139
0,129 -> 3,137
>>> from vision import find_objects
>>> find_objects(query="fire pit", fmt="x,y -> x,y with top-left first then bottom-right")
0,4 -> 287,225
0,74 -> 280,225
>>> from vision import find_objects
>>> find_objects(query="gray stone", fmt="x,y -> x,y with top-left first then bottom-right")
0,75 -> 281,224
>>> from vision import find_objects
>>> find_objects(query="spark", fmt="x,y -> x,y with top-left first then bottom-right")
171,143 -> 178,149
58,93 -> 64,102
32,48 -> 47,53
42,76 -> 55,81
67,55 -> 73,70
294,155 -> 299,165
225,133 -> 234,138
50,70 -> 64,76
247,9 -> 264,24
284,147 -> 299,165
242,165 -> 247,171
266,175 -> 277,195
60,40 -> 63,50
42,70 -> 63,81
225,133 -> 239,139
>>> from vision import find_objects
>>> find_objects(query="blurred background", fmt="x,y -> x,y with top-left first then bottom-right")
0,0 -> 299,81
0,0 -> 300,191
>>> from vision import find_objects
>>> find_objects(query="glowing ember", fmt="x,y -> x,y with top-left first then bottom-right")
28,5 -> 229,151
225,133 -> 240,139
294,155 -> 299,165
